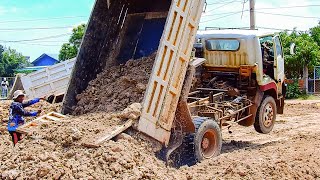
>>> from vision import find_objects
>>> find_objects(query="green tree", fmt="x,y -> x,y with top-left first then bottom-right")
0,45 -> 4,60
310,23 -> 320,46
59,24 -> 86,61
280,30 -> 320,79
0,47 -> 28,77
280,26 -> 320,94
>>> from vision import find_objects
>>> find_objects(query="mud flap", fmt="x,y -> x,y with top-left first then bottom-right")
277,83 -> 287,114
239,89 -> 264,126
164,130 -> 184,166
277,97 -> 285,114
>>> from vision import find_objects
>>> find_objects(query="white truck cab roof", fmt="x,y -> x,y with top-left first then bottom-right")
197,29 -> 276,39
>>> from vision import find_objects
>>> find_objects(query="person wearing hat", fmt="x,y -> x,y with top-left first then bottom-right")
7,90 -> 44,146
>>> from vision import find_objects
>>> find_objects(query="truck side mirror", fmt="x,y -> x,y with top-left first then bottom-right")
290,43 -> 296,55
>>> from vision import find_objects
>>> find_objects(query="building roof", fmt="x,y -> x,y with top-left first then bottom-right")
31,53 -> 59,65
197,29 -> 277,39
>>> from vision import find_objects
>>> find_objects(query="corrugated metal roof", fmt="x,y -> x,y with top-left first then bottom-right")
31,53 -> 59,65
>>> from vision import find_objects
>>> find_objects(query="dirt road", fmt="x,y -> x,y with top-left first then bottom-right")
178,100 -> 320,179
0,99 -> 319,179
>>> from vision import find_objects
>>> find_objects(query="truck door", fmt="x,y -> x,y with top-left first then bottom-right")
273,36 -> 285,85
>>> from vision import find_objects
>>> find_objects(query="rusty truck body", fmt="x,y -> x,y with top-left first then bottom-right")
62,0 -> 286,163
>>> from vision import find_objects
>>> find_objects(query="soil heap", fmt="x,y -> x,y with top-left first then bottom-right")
0,96 -> 320,179
73,53 -> 156,115
0,106 -> 180,180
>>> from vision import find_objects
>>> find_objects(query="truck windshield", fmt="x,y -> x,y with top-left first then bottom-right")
205,39 -> 240,51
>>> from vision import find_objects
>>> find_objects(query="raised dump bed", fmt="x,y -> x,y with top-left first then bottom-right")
62,0 -> 205,146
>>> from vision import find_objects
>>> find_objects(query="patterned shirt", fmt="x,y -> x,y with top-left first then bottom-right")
7,98 -> 40,132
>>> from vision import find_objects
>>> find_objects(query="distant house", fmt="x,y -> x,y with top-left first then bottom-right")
31,53 -> 59,66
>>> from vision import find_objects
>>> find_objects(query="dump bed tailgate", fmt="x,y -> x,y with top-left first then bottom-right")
138,0 -> 205,145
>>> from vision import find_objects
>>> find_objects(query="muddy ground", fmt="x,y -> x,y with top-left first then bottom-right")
0,99 -> 319,179
177,100 -> 320,179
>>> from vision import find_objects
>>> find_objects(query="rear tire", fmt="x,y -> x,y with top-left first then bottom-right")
193,117 -> 222,162
254,96 -> 276,134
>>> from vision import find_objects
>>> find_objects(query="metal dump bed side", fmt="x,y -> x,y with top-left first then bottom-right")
138,0 -> 206,146
21,59 -> 75,99
62,0 -> 172,114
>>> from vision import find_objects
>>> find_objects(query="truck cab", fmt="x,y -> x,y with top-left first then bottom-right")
194,29 -> 286,133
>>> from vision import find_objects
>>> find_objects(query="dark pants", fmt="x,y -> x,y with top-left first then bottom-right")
9,131 -> 22,146
1,88 -> 8,98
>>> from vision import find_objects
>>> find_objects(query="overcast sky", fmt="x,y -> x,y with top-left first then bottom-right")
0,0 -> 319,61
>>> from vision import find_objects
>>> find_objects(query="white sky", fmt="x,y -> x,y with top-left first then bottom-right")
0,0 -> 319,61
200,0 -> 320,31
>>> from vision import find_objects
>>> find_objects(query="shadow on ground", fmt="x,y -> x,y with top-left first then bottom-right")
156,139 -> 280,168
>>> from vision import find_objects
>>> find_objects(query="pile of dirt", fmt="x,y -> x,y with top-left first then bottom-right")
1,100 -> 61,127
1,96 -> 319,179
0,101 -> 11,124
1,101 -> 319,179
0,104 -> 181,179
73,53 -> 156,115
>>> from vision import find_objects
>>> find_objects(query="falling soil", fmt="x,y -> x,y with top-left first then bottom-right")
1,99 -> 320,179
73,53 -> 156,115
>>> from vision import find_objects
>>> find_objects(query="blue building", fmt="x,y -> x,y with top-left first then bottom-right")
31,54 -> 59,66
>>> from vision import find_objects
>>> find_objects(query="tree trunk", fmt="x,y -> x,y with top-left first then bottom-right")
303,65 -> 308,94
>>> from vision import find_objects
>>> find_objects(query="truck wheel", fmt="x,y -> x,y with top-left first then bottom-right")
254,96 -> 276,134
193,117 -> 222,161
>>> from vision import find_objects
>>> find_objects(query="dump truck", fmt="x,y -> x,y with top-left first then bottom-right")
9,58 -> 75,103
61,0 -> 286,163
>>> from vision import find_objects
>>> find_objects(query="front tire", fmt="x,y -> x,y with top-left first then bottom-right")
254,96 -> 276,134
193,118 -> 222,161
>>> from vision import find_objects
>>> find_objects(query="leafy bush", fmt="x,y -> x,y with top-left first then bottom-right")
286,81 -> 301,99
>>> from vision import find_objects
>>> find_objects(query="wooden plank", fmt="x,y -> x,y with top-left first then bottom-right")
43,115 -> 61,122
16,128 -> 31,134
83,120 -> 134,148
38,119 -> 51,123
16,112 -> 66,134
50,112 -> 66,118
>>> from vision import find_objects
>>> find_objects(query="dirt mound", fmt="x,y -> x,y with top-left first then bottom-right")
1,100 -> 61,125
1,97 -> 320,179
0,106 -> 180,180
73,53 -> 156,115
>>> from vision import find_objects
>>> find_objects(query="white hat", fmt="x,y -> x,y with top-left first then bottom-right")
13,90 -> 25,100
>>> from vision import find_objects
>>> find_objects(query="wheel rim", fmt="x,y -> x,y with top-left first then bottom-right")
263,103 -> 274,127
201,129 -> 217,158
